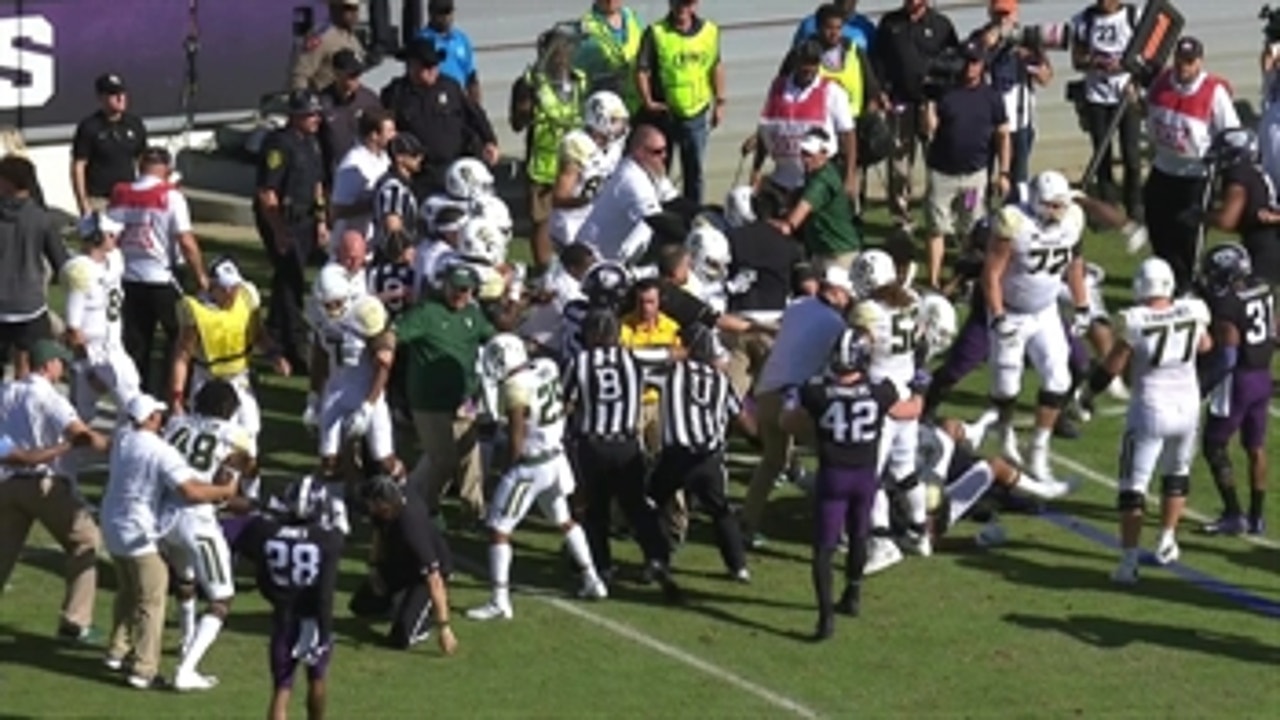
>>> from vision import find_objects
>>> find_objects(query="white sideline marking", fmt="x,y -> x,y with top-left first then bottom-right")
1049,453 -> 1280,551
453,558 -> 822,719
1270,404 -> 1280,420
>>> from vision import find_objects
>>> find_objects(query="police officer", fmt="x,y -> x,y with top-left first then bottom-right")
319,49 -> 382,176
382,39 -> 500,197
71,73 -> 148,215
255,91 -> 328,372
291,0 -> 365,92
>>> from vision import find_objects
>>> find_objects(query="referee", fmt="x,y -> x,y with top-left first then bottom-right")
648,328 -> 756,583
371,133 -> 425,255
564,311 -> 667,583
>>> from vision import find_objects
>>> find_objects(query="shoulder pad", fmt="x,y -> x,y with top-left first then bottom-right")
240,282 -> 262,311
62,256 -> 96,292
478,266 -> 506,301
993,205 -> 1024,239
561,131 -> 596,166
502,372 -> 534,409
851,300 -> 883,329
1183,297 -> 1211,326
227,424 -> 254,456
1060,204 -> 1086,235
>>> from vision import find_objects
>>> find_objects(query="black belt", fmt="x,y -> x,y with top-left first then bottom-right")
578,434 -> 639,444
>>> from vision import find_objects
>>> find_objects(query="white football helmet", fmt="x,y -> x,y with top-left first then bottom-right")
344,294 -> 389,339
459,218 -> 505,266
917,292 -> 958,361
480,333 -> 529,381
686,224 -> 732,282
1133,256 -> 1177,302
445,157 -> 495,200
850,249 -> 898,296
1029,170 -> 1073,224
724,186 -> 756,228
583,90 -> 629,141
474,195 -> 513,250
313,264 -> 353,318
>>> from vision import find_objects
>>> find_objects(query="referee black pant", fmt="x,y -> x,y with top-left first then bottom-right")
648,447 -> 747,573
575,437 -> 664,573
256,215 -> 315,371
122,280 -> 180,396
1143,168 -> 1206,293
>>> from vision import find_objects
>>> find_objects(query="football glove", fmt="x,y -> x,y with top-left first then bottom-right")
725,268 -> 758,295
1070,310 -> 1092,337
302,392 -> 320,430
343,402 -> 375,440
908,368 -> 932,395
990,314 -> 1016,341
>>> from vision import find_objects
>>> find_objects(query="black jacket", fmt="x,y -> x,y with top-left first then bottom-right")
0,196 -> 66,317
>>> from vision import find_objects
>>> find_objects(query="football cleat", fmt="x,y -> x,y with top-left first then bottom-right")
1153,533 -> 1180,566
974,521 -> 1008,548
1106,377 -> 1130,401
1000,427 -> 1023,466
103,655 -> 127,672
1027,447 -> 1054,487
863,537 -> 904,575
173,671 -> 219,692
1247,517 -> 1267,536
1111,559 -> 1140,584
466,601 -> 514,622
812,612 -> 835,642
1201,514 -> 1248,536
835,584 -> 861,617
578,576 -> 608,601
732,567 -> 752,584
900,529 -> 933,557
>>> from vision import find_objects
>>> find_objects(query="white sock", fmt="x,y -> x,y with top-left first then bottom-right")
179,598 -> 197,651
490,542 -> 512,607
903,482 -> 928,526
1015,471 -> 1067,500
1031,427 -> 1051,451
1158,528 -> 1177,548
563,524 -> 599,582
870,488 -> 890,533
178,614 -> 223,676
975,407 -> 1000,428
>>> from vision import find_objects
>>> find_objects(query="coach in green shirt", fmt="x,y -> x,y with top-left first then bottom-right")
394,264 -> 494,520
772,128 -> 861,271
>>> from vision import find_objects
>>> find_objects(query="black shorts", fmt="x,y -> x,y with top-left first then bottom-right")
0,312 -> 52,353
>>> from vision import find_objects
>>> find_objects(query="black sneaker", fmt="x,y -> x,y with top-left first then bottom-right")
812,612 -> 834,642
1053,414 -> 1081,440
57,623 -> 103,647
835,585 -> 861,617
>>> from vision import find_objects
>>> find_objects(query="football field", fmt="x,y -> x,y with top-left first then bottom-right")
0,219 -> 1277,719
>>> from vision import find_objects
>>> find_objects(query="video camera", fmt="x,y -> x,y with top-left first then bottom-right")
1262,4 -> 1280,43
987,22 -> 1072,53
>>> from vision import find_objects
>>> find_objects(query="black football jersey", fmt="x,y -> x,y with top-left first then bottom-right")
237,515 -> 344,637
797,375 -> 901,468
368,261 -> 417,318
1209,279 -> 1275,370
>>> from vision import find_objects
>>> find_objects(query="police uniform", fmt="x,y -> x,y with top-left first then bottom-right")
318,50 -> 382,175
254,92 -> 327,367
291,12 -> 364,92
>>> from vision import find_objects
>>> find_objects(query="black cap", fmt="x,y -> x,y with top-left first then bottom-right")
287,89 -> 323,115
961,40 -> 985,62
1175,36 -> 1204,60
95,73 -> 126,94
396,38 -> 440,66
428,0 -> 455,13
388,132 -> 425,157
332,49 -> 365,76
139,146 -> 173,167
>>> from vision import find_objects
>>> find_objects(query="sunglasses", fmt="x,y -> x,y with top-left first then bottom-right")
646,145 -> 668,156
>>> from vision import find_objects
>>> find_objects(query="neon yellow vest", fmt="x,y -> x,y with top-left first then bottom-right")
580,8 -> 642,111
650,19 -> 719,119
184,289 -> 255,378
818,42 -> 864,119
526,70 -> 587,185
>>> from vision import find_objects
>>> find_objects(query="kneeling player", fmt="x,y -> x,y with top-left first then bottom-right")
160,380 -> 254,691
467,334 -> 607,621
236,477 -> 345,720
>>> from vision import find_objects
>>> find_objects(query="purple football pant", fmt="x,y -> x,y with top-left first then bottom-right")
1203,368 -> 1273,450
271,613 -> 331,690
813,465 -> 880,550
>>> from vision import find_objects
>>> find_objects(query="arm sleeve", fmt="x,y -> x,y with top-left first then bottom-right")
461,85 -> 499,144
71,120 -> 92,160
157,446 -> 196,491
63,268 -> 89,331
168,190 -> 193,234
42,219 -> 69,273
827,84 -> 854,133
256,136 -> 289,191
561,356 -> 581,406
1211,82 -> 1241,131
801,170 -> 835,208
135,117 -> 149,154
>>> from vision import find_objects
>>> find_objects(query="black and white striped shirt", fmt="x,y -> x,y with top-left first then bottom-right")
563,346 -> 644,440
371,171 -> 418,248
658,360 -> 742,453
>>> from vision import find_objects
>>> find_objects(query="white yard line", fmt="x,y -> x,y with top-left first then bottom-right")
452,558 -> 822,719
1049,453 -> 1280,551
1271,404 -> 1280,420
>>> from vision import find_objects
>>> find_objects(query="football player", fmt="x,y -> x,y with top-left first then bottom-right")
1197,244 -> 1275,536
61,211 -> 142,421
560,260 -> 633,363
412,205 -> 468,300
467,334 -> 608,621
517,243 -> 598,357
978,171 -> 1088,482
549,90 -> 630,248
366,230 -> 416,320
1086,257 -> 1213,583
420,157 -> 495,236
235,477 -> 346,720
158,379 -> 254,691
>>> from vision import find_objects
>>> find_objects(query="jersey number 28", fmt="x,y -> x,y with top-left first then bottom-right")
264,539 -> 321,588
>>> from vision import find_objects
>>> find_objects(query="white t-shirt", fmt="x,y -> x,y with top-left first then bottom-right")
0,374 -> 81,481
101,426 -> 195,558
756,296 -> 849,394
110,175 -> 192,285
1071,6 -> 1134,106
574,158 -> 677,261
330,144 -> 389,250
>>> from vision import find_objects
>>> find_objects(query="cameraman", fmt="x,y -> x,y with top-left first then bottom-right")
921,40 -> 1011,289
1070,0 -> 1141,218
974,0 -> 1053,203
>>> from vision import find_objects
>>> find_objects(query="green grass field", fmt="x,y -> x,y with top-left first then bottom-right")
0,213 -> 1277,719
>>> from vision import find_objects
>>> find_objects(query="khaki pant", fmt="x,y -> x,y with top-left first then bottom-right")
925,168 -> 988,237
742,389 -> 813,533
641,401 -> 688,540
723,330 -> 775,399
810,250 -> 860,274
107,553 -> 169,680
0,476 -> 100,630
410,409 -> 484,518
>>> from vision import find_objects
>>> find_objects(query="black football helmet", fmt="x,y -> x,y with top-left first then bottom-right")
1200,243 -> 1252,296
270,475 -> 340,529
581,261 -> 632,309
829,328 -> 872,375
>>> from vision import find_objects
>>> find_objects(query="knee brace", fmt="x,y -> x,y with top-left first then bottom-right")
989,395 -> 1017,412
1161,475 -> 1190,498
1037,389 -> 1070,411
1117,490 -> 1146,511
1202,442 -> 1234,484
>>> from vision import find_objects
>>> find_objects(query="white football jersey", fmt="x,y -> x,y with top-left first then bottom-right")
1120,297 -> 1210,409
995,203 -> 1085,314
854,293 -> 921,384
161,414 -> 251,521
61,249 -> 126,356
560,129 -> 624,201
501,357 -> 566,459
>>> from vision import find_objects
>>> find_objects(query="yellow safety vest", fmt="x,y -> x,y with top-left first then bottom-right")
650,18 -> 719,119
818,41 -> 864,118
526,70 -> 587,185
580,8 -> 642,111
182,287 -> 257,378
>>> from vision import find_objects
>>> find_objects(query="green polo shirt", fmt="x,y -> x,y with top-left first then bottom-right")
394,298 -> 494,413
800,162 -> 861,256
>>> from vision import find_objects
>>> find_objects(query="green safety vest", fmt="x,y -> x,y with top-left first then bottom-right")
579,8 -> 642,111
526,70 -> 587,185
650,19 -> 719,119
